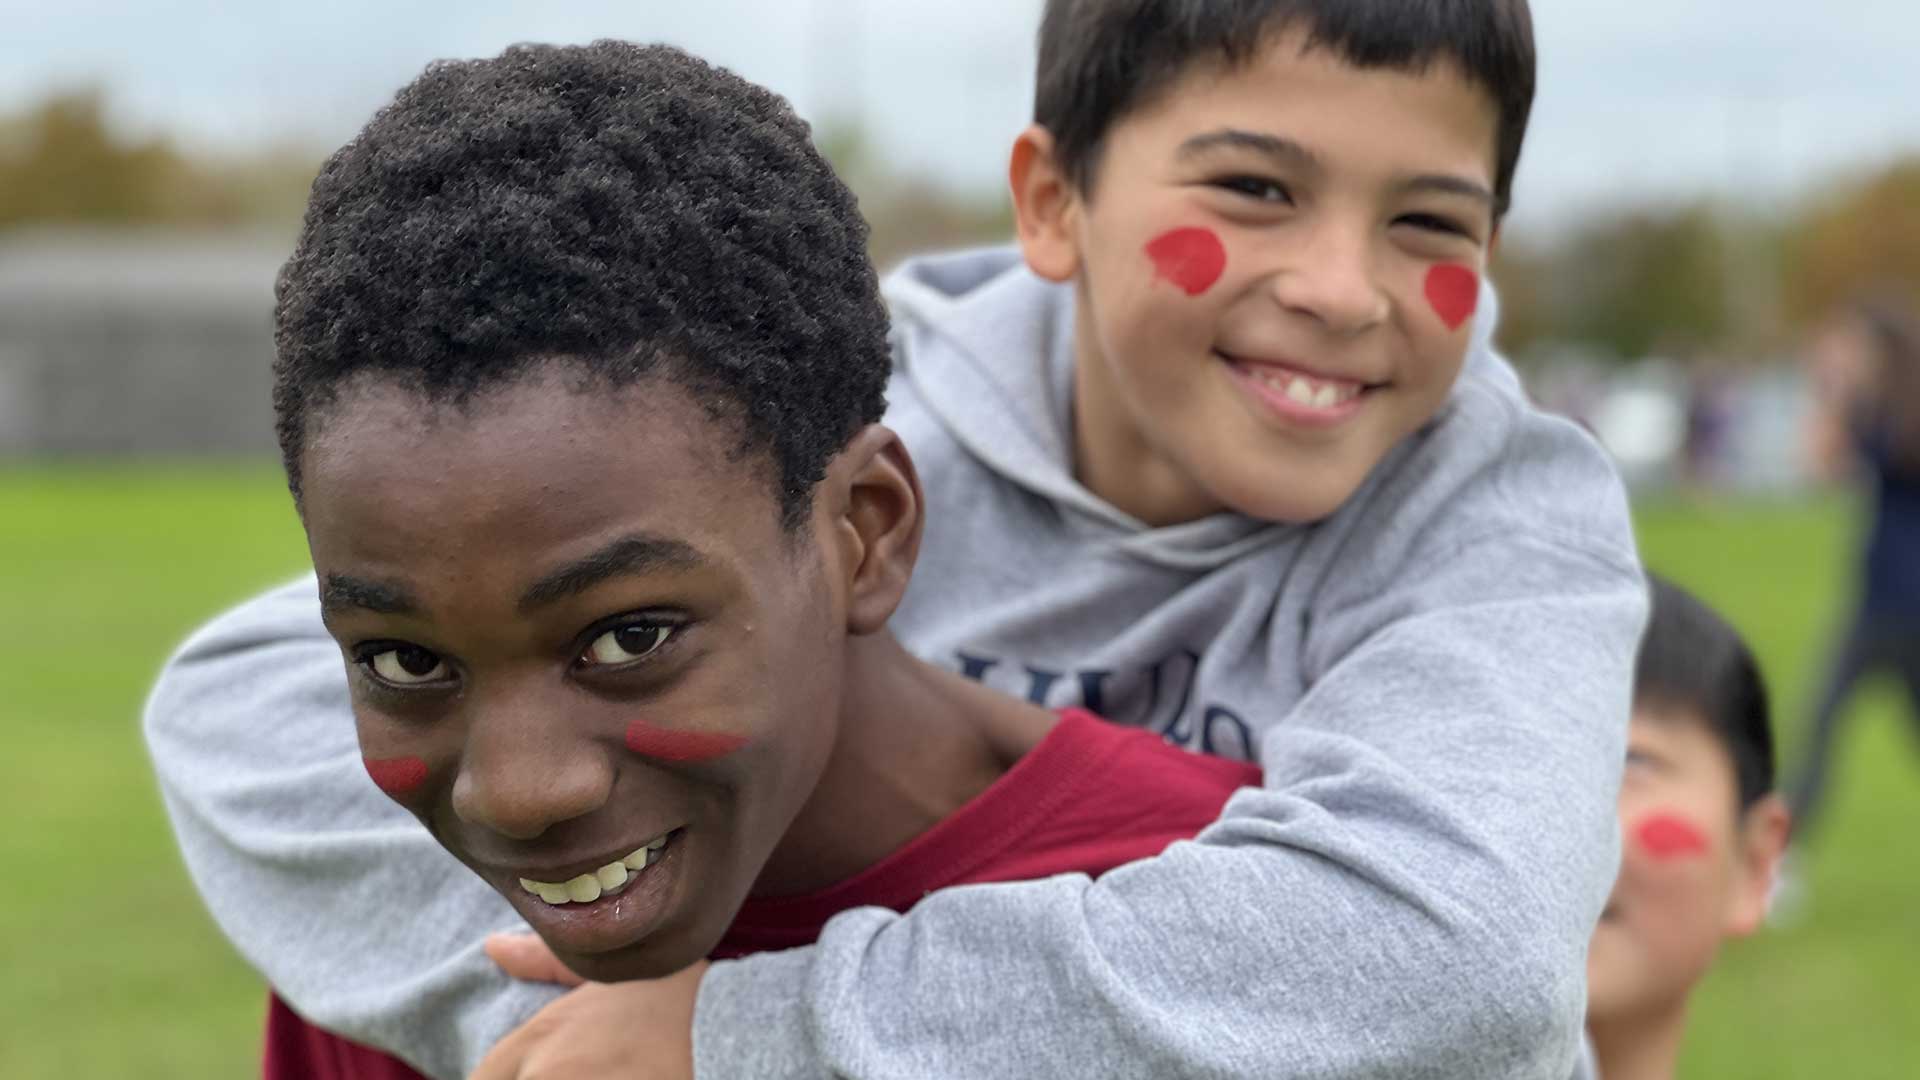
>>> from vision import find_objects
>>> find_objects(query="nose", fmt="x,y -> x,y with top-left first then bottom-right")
451,701 -> 614,841
1267,219 -> 1389,335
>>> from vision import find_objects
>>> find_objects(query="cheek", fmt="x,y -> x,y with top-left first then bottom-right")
364,755 -> 430,799
1423,264 -> 1479,331
1145,227 -> 1228,297
623,720 -> 749,764
1632,811 -> 1713,861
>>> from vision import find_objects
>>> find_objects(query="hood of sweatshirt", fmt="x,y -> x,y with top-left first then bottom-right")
881,245 -> 1505,570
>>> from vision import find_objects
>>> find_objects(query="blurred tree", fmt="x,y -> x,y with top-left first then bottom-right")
1555,204 -> 1734,361
1785,158 -> 1920,321
1497,203 -> 1737,362
0,89 -> 188,225
0,88 -> 317,229
815,117 -> 1011,269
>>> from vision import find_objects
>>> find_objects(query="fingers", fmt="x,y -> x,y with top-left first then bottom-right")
485,932 -> 588,987
468,1015 -> 540,1080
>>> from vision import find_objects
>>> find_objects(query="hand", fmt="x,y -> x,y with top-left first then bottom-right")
469,958 -> 707,1080
484,933 -> 586,988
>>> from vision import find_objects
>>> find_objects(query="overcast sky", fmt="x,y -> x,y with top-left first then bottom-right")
5,1 -> 1918,238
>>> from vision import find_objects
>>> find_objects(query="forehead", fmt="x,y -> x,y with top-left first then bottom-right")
299,369 -> 785,575
1116,28 -> 1498,176
1627,704 -> 1742,802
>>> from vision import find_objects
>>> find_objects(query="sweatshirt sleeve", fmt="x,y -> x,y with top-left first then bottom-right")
692,392 -> 1645,1078
142,577 -> 562,1080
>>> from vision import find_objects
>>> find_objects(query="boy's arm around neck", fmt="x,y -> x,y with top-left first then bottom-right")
691,364 -> 1646,1079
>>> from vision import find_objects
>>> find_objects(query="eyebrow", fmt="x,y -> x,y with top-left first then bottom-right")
1396,173 -> 1496,207
1177,128 -> 1321,171
321,575 -> 420,617
518,534 -> 707,612
1179,127 -> 1494,208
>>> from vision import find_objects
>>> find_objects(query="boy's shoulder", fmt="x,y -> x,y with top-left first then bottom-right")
1306,345 -> 1642,623
881,245 -> 1051,375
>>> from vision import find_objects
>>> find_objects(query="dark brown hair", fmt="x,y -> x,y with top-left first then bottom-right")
1034,0 -> 1536,216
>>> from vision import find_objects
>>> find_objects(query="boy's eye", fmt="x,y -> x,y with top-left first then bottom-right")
1212,176 -> 1292,203
581,624 -> 674,667
1395,212 -> 1474,240
365,645 -> 450,686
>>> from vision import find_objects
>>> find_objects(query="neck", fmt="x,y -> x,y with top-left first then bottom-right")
1588,1003 -> 1689,1080
749,632 -> 1055,896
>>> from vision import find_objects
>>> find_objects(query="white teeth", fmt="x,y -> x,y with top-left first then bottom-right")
523,833 -> 673,906
1251,367 -> 1357,410
565,874 -> 602,903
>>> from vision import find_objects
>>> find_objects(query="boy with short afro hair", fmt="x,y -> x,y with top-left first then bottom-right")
255,44 -> 1262,1080
146,3 -> 1646,1078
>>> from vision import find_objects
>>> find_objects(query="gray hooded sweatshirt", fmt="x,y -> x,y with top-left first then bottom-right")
145,248 -> 1644,1079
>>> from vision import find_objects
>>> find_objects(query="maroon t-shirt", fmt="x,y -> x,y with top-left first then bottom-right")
264,709 -> 1261,1078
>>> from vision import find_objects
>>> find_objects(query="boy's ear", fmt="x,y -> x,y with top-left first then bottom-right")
1009,124 -> 1081,283
1724,793 -> 1792,938
826,425 -> 924,636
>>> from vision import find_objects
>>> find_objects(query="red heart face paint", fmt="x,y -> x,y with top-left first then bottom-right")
1633,812 -> 1710,861
364,756 -> 429,798
624,720 -> 747,764
1145,227 -> 1228,297
1424,264 -> 1479,331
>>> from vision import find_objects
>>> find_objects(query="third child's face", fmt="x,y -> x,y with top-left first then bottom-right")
1586,708 -> 1763,1024
1065,31 -> 1501,524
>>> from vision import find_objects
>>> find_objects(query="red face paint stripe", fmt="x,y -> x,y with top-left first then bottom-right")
1145,227 -> 1228,296
1634,813 -> 1710,860
365,756 -> 429,797
624,721 -> 747,763
1424,264 -> 1479,331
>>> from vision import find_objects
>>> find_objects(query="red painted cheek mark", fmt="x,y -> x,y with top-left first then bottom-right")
1145,227 -> 1228,296
364,756 -> 429,798
624,720 -> 748,764
1634,813 -> 1711,861
1424,264 -> 1479,331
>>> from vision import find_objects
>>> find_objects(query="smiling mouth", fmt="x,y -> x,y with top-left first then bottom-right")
516,830 -> 677,906
1219,353 -> 1378,409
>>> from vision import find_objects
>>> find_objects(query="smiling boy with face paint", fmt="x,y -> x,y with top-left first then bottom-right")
148,5 -> 1650,1079
253,41 -> 1259,1079
1586,576 -> 1791,1080
1011,12 -> 1516,525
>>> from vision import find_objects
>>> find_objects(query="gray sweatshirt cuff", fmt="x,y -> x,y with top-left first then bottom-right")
694,947 -> 820,1079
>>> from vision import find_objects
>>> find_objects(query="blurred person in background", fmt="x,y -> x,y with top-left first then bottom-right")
1586,574 -> 1791,1080
1789,295 -> 1920,839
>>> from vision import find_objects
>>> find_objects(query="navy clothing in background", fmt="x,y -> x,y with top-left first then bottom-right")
1788,419 -> 1920,838
1858,425 -> 1920,619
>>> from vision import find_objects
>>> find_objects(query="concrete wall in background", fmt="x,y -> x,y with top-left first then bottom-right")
0,228 -> 290,456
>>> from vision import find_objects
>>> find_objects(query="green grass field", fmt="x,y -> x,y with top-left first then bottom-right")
3,465 -> 1915,1078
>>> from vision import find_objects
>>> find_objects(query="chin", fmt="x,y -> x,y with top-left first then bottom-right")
1213,468 -> 1363,525
558,935 -> 707,983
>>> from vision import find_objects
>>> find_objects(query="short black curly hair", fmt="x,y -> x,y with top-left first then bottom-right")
272,41 -> 892,528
